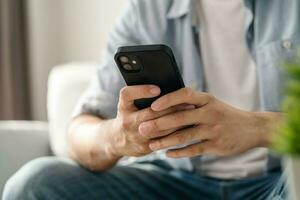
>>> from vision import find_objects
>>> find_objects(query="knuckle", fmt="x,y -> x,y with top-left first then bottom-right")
143,108 -> 155,121
208,94 -> 216,101
120,117 -> 132,131
183,88 -> 194,98
136,112 -> 146,124
210,105 -> 225,118
175,133 -> 186,144
156,140 -> 163,149
151,120 -> 159,130
139,144 -> 150,153
202,92 -> 215,101
203,92 -> 214,99
120,87 -> 129,100
212,124 -> 222,134
201,93 -> 215,105
173,112 -> 185,124
132,113 -> 140,126
187,130 -> 196,141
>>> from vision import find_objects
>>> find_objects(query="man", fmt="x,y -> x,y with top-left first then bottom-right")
3,0 -> 299,199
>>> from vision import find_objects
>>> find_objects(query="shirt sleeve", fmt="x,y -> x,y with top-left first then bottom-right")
72,0 -> 141,119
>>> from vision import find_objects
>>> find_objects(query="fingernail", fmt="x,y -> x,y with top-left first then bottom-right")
139,123 -> 152,134
150,86 -> 160,95
151,101 -> 161,110
149,142 -> 159,150
185,105 -> 196,110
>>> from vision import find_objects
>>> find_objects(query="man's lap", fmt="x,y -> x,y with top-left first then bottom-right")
2,157 -> 285,200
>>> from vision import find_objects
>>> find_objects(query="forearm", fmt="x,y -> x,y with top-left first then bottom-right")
253,111 -> 284,148
67,115 -> 122,171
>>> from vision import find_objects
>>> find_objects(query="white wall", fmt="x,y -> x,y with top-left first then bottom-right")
26,0 -> 128,120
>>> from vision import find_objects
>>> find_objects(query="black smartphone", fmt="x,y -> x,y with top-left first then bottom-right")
114,44 -> 185,109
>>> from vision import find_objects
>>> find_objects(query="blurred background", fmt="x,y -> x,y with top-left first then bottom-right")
0,0 -> 127,195
0,0 -> 127,121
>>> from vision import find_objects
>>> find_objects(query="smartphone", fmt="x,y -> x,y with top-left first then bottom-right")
114,44 -> 185,109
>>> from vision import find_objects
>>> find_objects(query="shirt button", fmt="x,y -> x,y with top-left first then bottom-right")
282,40 -> 292,49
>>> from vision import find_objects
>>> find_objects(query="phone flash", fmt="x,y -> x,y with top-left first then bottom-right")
132,60 -> 137,64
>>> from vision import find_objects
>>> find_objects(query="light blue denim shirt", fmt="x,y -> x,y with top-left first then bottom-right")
73,0 -> 300,177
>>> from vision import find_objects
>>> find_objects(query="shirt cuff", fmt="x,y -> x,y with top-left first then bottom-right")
72,91 -> 118,119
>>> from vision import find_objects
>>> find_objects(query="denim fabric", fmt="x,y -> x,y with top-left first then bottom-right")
2,157 -> 286,200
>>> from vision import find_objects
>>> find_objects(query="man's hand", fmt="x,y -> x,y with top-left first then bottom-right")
136,88 -> 282,158
69,85 -> 192,171
108,85 -> 193,158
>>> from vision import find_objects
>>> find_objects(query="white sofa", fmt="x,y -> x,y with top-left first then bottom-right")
0,63 -> 96,196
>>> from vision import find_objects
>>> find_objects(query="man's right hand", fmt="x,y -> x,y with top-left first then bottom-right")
68,85 -> 191,171
107,85 -> 190,158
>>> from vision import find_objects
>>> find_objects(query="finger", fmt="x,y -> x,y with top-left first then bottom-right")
151,88 -> 211,111
149,126 -> 213,151
141,127 -> 181,139
118,85 -> 161,111
166,141 -> 215,158
139,109 -> 202,136
136,104 -> 195,125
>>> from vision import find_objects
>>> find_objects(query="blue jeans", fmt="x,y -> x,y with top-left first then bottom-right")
2,157 -> 286,200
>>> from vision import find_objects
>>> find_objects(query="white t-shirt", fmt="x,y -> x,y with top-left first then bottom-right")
195,0 -> 269,179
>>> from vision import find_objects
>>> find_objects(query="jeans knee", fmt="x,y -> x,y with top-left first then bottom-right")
2,157 -> 77,200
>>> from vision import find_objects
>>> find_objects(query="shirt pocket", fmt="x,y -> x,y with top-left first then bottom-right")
256,36 -> 300,111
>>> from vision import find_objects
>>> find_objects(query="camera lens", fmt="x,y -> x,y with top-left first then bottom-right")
123,64 -> 133,71
120,56 -> 129,63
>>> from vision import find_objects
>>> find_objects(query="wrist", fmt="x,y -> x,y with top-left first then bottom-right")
102,119 -> 124,160
252,112 -> 283,148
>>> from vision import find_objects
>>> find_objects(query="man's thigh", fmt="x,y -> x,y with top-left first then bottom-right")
227,169 -> 286,200
2,157 -> 216,200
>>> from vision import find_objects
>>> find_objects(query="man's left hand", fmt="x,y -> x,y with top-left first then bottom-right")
138,88 -> 281,158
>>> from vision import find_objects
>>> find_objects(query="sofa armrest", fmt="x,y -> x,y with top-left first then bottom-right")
0,121 -> 50,194
48,63 -> 96,157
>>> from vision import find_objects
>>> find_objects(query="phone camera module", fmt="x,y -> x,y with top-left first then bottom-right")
120,56 -> 129,63
119,55 -> 142,72
123,64 -> 134,71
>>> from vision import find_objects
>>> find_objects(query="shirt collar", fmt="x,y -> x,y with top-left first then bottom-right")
167,0 -> 254,23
